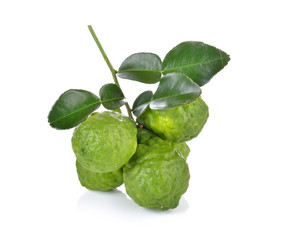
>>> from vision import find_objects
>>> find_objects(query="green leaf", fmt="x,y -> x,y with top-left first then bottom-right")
150,73 -> 201,110
99,83 -> 125,110
113,108 -> 122,113
48,89 -> 101,129
118,53 -> 162,84
132,91 -> 153,117
162,41 -> 230,86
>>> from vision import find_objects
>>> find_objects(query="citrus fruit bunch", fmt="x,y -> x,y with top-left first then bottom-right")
47,25 -> 230,211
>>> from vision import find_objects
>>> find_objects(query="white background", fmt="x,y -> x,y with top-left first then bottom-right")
1,0 -> 282,239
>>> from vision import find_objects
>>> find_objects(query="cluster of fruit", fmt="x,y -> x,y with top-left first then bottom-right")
72,97 -> 208,210
48,26 -> 229,211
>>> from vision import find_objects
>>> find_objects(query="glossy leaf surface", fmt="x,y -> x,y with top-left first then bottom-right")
132,90 -> 153,117
118,53 -> 162,84
48,89 -> 101,129
150,73 -> 201,110
162,41 -> 230,86
99,83 -> 125,110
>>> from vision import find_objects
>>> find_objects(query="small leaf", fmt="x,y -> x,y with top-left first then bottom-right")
162,41 -> 230,86
132,91 -> 153,117
48,89 -> 101,129
150,73 -> 201,110
99,83 -> 125,110
118,53 -> 162,84
113,108 -> 122,113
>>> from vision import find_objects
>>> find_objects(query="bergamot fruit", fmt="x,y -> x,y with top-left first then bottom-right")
137,128 -> 190,160
72,111 -> 137,173
76,160 -> 123,191
137,97 -> 209,142
123,139 -> 190,211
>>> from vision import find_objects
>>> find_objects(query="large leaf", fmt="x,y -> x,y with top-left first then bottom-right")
48,89 -> 100,129
132,90 -> 153,117
150,73 -> 201,110
162,41 -> 230,86
118,53 -> 162,84
99,83 -> 125,110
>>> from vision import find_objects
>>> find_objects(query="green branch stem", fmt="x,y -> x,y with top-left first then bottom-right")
88,25 -> 134,120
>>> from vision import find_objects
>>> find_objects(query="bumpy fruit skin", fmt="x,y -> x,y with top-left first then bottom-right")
137,97 -> 209,142
137,128 -> 190,160
72,111 -> 137,173
123,141 -> 190,211
76,160 -> 123,191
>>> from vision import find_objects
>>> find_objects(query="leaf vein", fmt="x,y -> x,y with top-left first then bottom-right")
152,92 -> 200,103
163,56 -> 228,72
101,97 -> 125,103
49,101 -> 100,124
118,69 -> 161,73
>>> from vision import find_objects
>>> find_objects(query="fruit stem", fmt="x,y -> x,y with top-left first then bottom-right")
88,25 -> 134,120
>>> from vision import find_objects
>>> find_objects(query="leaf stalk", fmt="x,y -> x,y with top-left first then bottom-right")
88,25 -> 134,120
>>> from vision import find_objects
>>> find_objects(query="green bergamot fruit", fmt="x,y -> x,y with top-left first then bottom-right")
123,138 -> 190,211
137,97 -> 209,143
137,128 -> 190,160
72,111 -> 137,173
76,160 -> 123,191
